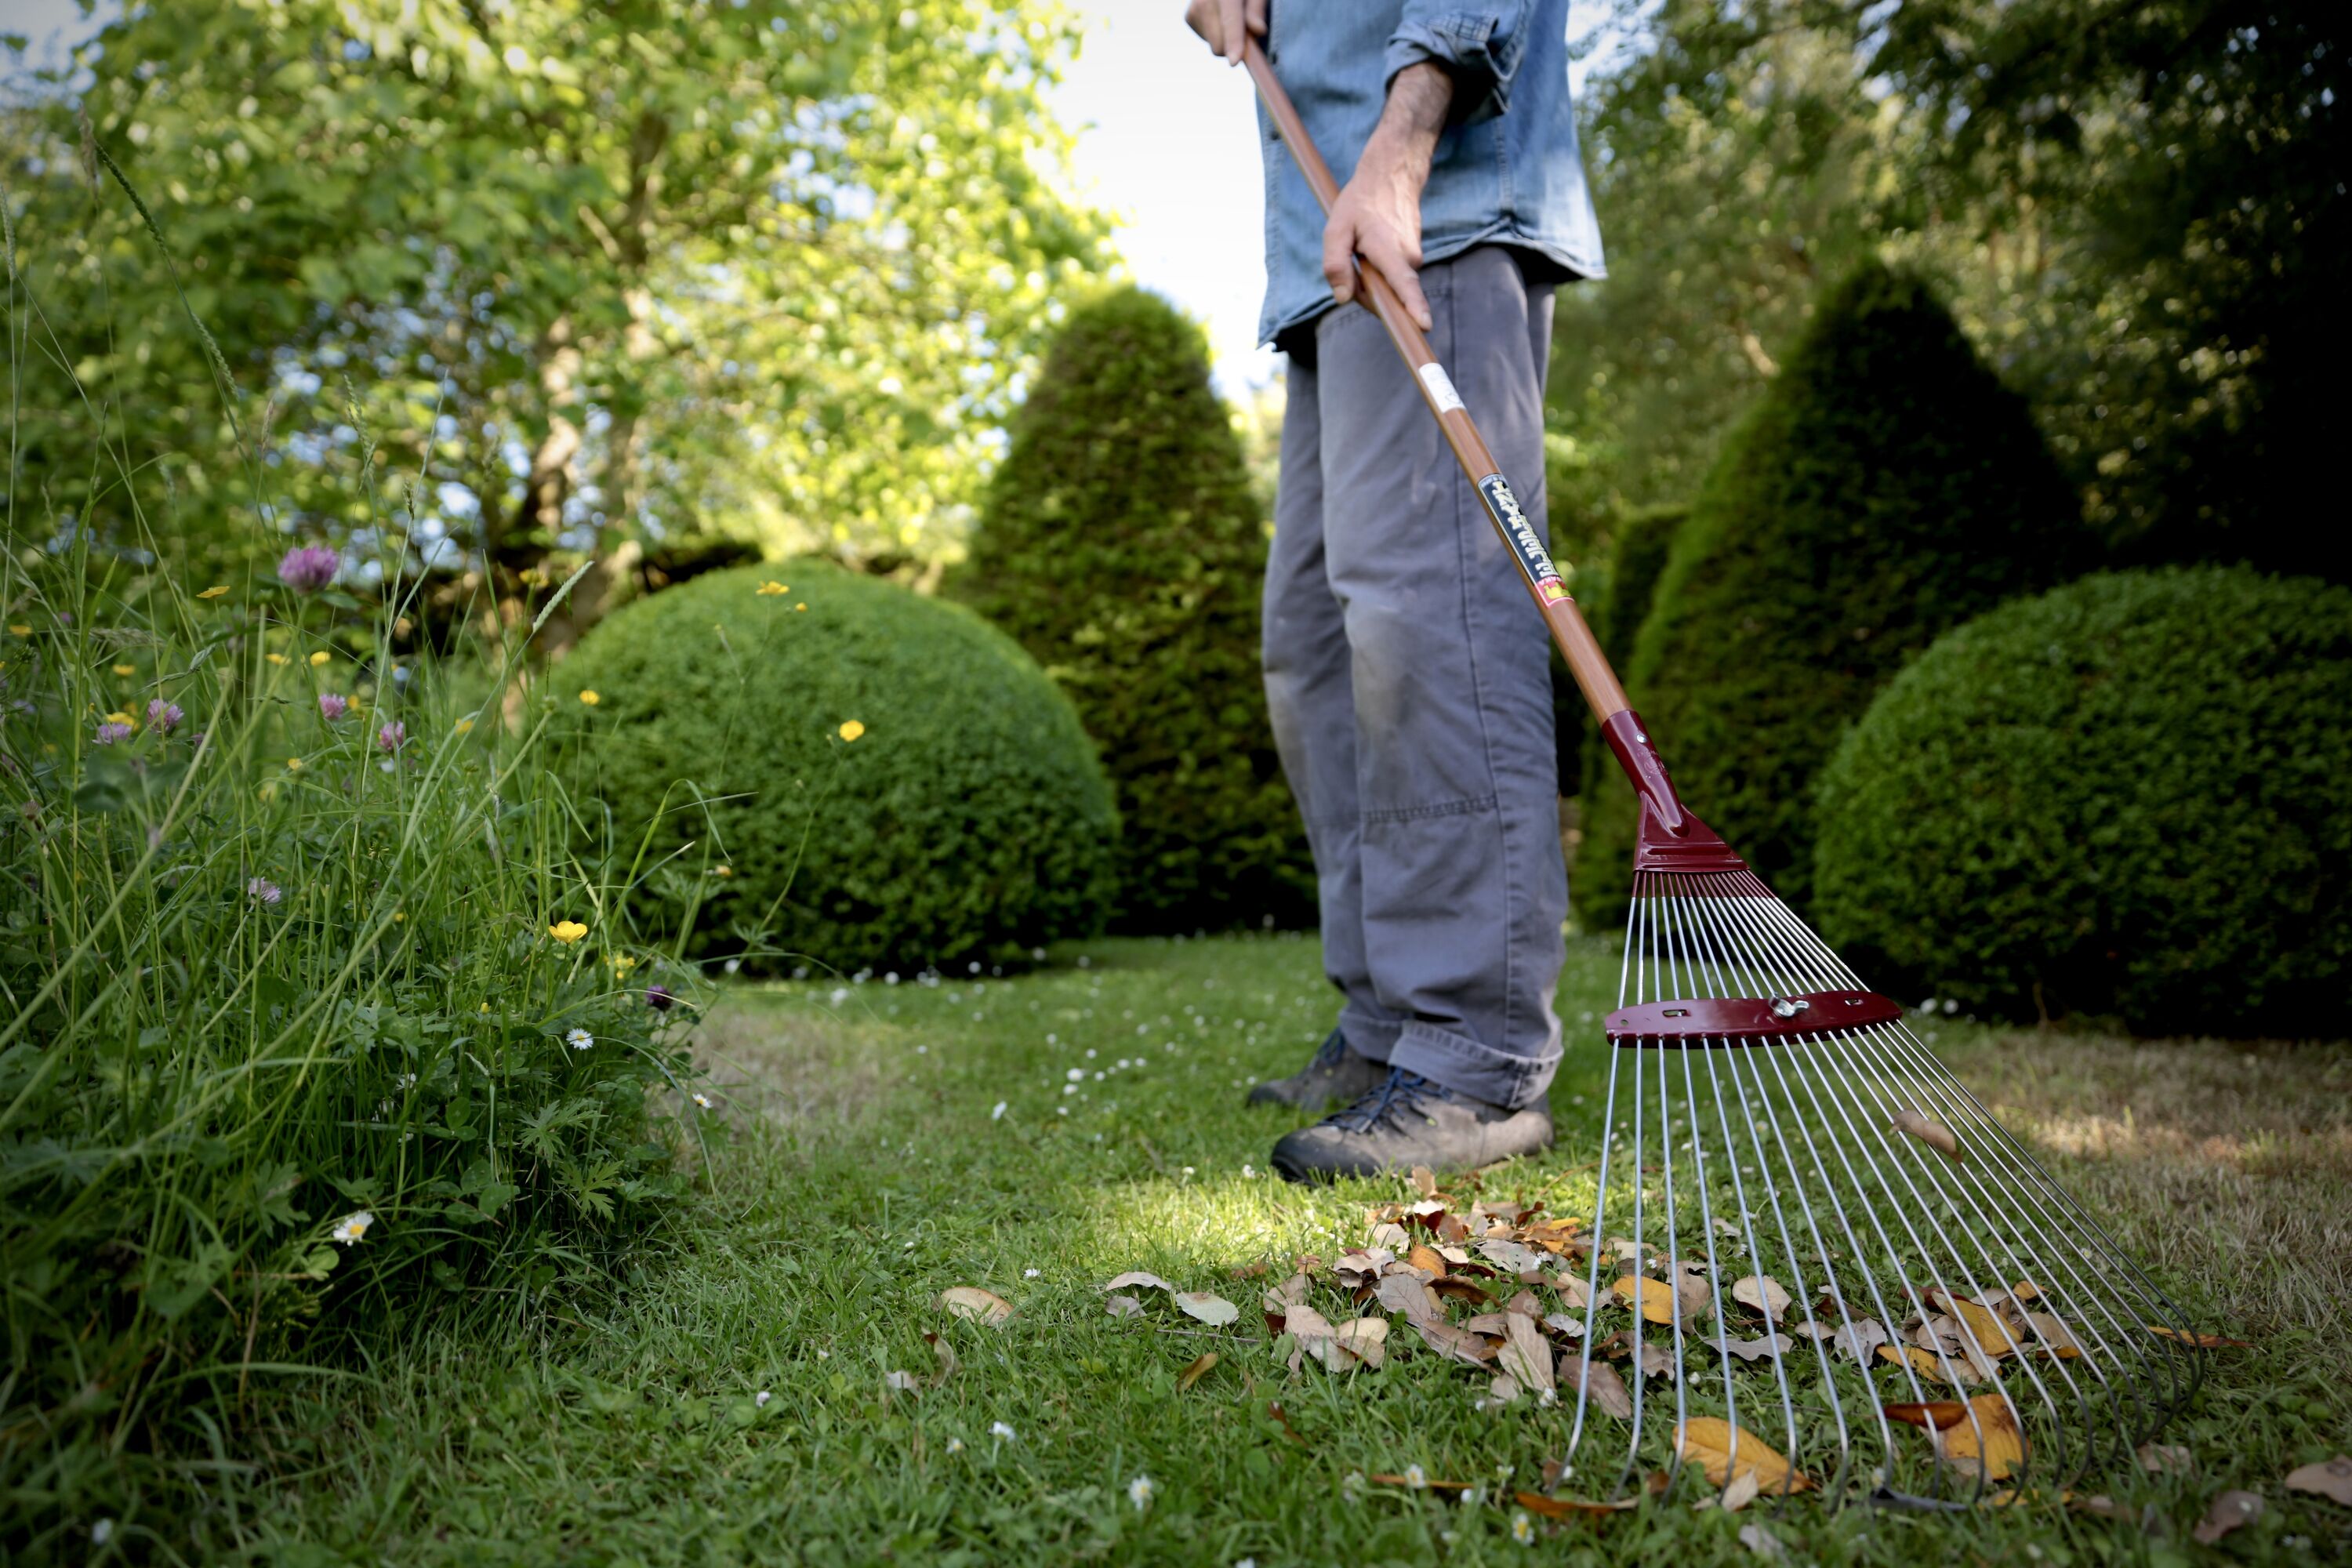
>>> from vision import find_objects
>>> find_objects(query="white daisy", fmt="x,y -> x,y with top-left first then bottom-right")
1512,1512 -> 1534,1545
1127,1475 -> 1156,1512
1024,1268 -> 1041,1278
566,1027 -> 593,1051
1403,1463 -> 1428,1489
331,1210 -> 373,1246
946,1436 -> 965,1454
990,1421 -> 1016,1441
755,1390 -> 771,1408
692,1092 -> 713,1109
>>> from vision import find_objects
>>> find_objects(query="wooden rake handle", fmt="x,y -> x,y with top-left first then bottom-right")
1240,35 -> 1628,722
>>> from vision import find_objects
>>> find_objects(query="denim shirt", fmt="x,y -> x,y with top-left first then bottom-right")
1255,0 -> 1606,347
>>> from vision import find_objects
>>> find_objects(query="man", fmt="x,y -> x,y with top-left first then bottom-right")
1183,0 -> 1604,1181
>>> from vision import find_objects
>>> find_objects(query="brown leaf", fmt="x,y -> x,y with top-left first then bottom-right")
1477,1237 -> 1548,1276
1177,1350 -> 1220,1392
1675,1417 -> 1813,1494
1515,1489 -> 1639,1518
1675,1269 -> 1714,1319
1105,1294 -> 1145,1319
1547,1271 -> 1592,1308
1833,1318 -> 1891,1366
1436,1213 -> 1472,1245
1720,1334 -> 1794,1362
1542,1312 -> 1589,1341
1925,1289 -> 2017,1359
2285,1455 -> 2352,1504
1229,1260 -> 1269,1280
1369,1221 -> 1413,1250
1929,1395 -> 2027,1482
1265,1401 -> 1308,1446
1878,1343 -> 1970,1386
1732,1276 -> 1791,1323
1332,1316 -> 1389,1370
1487,1372 -> 1523,1405
1175,1291 -> 1241,1327
1636,1341 -> 1677,1381
1565,1353 -> 1635,1419
1884,1399 -> 1971,1431
2024,1312 -> 2084,1359
1499,1314 -> 1556,1394
1104,1271 -> 1174,1294
1613,1274 -> 1681,1324
1410,1316 -> 1501,1367
1429,1276 -> 1493,1306
1410,1164 -> 1439,1198
1889,1106 -> 1965,1163
1505,1288 -> 1544,1317
938,1286 -> 1013,1327
2191,1490 -> 2264,1544
884,1369 -> 922,1395
2009,1279 -> 2042,1301
1718,1470 -> 1763,1513
2138,1442 -> 2194,1475
924,1331 -> 960,1385
2148,1323 -> 2252,1348
1376,1272 -> 1442,1324
1407,1243 -> 1450,1279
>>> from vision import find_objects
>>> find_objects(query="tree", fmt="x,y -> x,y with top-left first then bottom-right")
956,287 -> 1315,932
2,0 -> 1108,645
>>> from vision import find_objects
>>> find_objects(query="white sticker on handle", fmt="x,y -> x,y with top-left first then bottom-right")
1417,362 -> 1465,414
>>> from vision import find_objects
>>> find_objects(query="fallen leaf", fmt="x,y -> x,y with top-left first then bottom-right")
1834,1319 -> 1891,1365
2147,1324 -> 2252,1348
1515,1489 -> 1639,1517
1737,1521 -> 1786,1559
2072,1493 -> 2129,1520
884,1370 -> 922,1394
2285,1455 -> 2352,1504
1332,1316 -> 1389,1370
1106,1294 -> 1144,1319
1927,1290 -> 2016,1359
1499,1315 -> 1555,1394
938,1287 -> 1013,1327
1732,1276 -> 1791,1323
924,1331 -> 959,1385
2024,1312 -> 2084,1359
1910,1315 -> 1998,1380
1566,1353 -> 1635,1419
1376,1272 -> 1442,1324
1930,1395 -> 2027,1482
1721,1334 -> 1794,1362
1878,1343 -> 1970,1385
1177,1351 -> 1219,1392
1488,1372 -> 1523,1404
1504,1288 -> 1544,1318
1408,1243 -> 1450,1279
1636,1341 -> 1677,1381
1675,1269 -> 1713,1319
1477,1237 -> 1547,1276
2009,1279 -> 2042,1301
1461,1312 -> 1516,1337
1265,1401 -> 1308,1446
1370,1472 -> 1474,1492
1546,1271 -> 1592,1308
1436,1213 -> 1472,1245
1718,1470 -> 1762,1513
1675,1418 -> 1812,1494
1369,1221 -> 1413,1250
2137,1442 -> 2194,1475
1889,1106 -> 1965,1163
1429,1276 -> 1493,1306
2191,1490 -> 2263,1544
1883,1399 -> 1971,1431
1542,1312 -> 1589,1340
1175,1291 -> 1240,1327
1714,1216 -> 1744,1238
1613,1275 -> 1680,1324
1105,1271 -> 1174,1294
1410,1164 -> 1439,1198
1410,1316 -> 1500,1367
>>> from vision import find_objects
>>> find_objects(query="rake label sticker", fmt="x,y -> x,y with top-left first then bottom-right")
1476,474 -> 1569,603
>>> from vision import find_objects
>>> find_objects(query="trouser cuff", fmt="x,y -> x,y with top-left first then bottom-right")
1390,1018 -> 1555,1111
1338,1005 -> 1403,1063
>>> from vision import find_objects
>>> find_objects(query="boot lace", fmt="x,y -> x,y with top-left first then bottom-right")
1324,1068 -> 1450,1134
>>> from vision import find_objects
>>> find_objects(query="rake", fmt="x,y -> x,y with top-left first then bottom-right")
1241,39 -> 2206,1508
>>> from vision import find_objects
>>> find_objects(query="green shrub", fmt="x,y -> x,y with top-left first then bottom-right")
561,562 -> 1117,970
955,286 -> 1313,931
1813,566 -> 2352,1036
1564,504 -> 1686,899
1574,263 -> 2084,925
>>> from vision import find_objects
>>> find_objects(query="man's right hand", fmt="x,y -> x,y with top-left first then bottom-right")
1185,0 -> 1266,65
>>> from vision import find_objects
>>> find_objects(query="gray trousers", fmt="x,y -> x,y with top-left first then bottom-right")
1264,246 -> 1566,1111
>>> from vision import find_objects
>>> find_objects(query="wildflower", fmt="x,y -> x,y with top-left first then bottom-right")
195,585 -> 230,600
838,719 -> 865,742
376,720 -> 406,753
549,920 -> 587,943
318,693 -> 348,721
1511,1512 -> 1534,1545
755,1390 -> 772,1408
566,1028 -> 594,1051
991,1101 -> 1007,1121
710,865 -> 731,877
1024,1268 -> 1040,1279
396,1073 -> 417,1090
331,1210 -> 374,1245
278,545 -> 339,594
1242,1163 -> 1257,1179
692,1092 -> 713,1109
1341,1471 -> 1368,1499
247,877 -> 284,905
1403,1464 -> 1428,1490
946,1436 -> 965,1454
578,689 -> 601,706
287,757 -> 303,771
309,649 -> 332,667
1066,1068 -> 1085,1083
989,1421 -> 1016,1442
266,652 -> 289,666
93,721 -> 132,746
454,717 -> 474,734
146,699 -> 183,733
1127,1475 -> 1156,1512
8,624 -> 31,636
112,662 -> 136,677
392,910 -> 405,923
92,1519 -> 116,1545
611,954 -> 638,975
756,580 -> 790,596
106,710 -> 136,725
644,984 -> 676,1011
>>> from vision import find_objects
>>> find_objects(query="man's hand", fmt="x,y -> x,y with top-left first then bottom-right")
1323,63 -> 1452,331
1184,0 -> 1265,64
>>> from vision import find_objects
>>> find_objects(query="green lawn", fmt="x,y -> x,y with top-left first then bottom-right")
230,935 -> 2349,1566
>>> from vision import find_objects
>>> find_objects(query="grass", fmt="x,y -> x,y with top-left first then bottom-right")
197,932 -> 2350,1566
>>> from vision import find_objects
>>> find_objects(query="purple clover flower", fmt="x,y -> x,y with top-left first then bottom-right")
146,699 -> 184,733
319,693 -> 349,721
645,984 -> 677,1013
277,545 -> 339,595
93,721 -> 132,746
246,877 -> 284,905
376,720 -> 406,753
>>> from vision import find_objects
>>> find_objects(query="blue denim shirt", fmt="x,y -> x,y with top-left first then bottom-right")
1256,0 -> 1606,347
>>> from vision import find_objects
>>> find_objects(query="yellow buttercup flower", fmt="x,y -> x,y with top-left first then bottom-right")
266,652 -> 288,666
105,711 -> 135,726
838,720 -> 865,742
712,865 -> 733,877
756,580 -> 790,596
548,920 -> 588,944
9,625 -> 32,637
454,717 -> 474,734
196,586 -> 230,600
611,954 -> 638,975
578,690 -> 601,706
287,757 -> 303,771
794,602 -> 808,612
112,663 -> 136,677
309,650 -> 332,666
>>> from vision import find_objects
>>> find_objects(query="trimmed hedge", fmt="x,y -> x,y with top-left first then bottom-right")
1574,263 -> 2083,925
1813,567 -> 2352,1036
1565,504 -> 1686,904
956,285 -> 1313,931
561,562 -> 1117,971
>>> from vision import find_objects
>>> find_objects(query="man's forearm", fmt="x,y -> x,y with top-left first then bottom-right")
1363,61 -> 1452,182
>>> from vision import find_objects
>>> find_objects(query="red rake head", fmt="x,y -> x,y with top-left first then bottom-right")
1599,710 -> 1747,874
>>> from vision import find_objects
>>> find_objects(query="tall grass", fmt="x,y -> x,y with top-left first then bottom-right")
1,160 -> 706,1555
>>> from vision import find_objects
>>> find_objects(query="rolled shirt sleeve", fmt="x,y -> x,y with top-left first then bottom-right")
1385,2 -> 1527,125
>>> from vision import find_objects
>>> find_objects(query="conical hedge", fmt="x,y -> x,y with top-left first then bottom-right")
956,287 -> 1314,931
1572,263 -> 2084,924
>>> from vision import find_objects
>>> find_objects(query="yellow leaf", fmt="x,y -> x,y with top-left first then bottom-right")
1929,1289 -> 2016,1357
1406,1243 -> 1449,1279
1613,1274 -> 1680,1324
938,1286 -> 1014,1326
1674,1417 -> 1812,1494
2147,1323 -> 2252,1348
1930,1395 -> 2027,1482
1176,1351 -> 1218,1392
1878,1344 -> 1969,1385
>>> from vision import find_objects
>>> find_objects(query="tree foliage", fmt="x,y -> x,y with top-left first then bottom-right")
956,287 -> 1314,932
2,0 -> 1108,643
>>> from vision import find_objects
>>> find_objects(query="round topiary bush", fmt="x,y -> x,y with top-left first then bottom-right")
1812,566 -> 2352,1036
1573,262 -> 2086,928
559,562 -> 1118,971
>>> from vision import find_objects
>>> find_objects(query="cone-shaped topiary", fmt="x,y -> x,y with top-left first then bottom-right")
1573,263 -> 2084,927
1563,503 -> 1686,889
955,285 -> 1313,931
1813,566 -> 2352,1036
559,562 -> 1118,971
